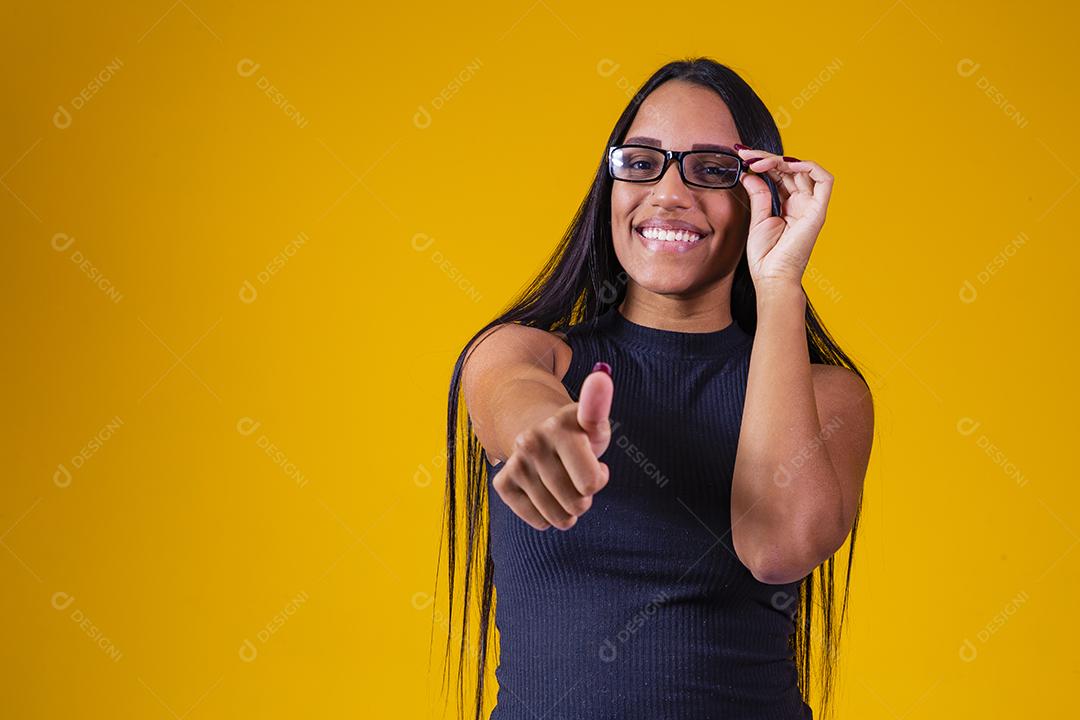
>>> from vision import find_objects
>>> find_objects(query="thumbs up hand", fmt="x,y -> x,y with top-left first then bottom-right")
492,362 -> 614,531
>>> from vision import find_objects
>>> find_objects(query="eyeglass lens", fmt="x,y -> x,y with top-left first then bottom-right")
610,146 -> 741,188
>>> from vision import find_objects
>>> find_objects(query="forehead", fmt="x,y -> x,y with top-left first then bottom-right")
624,80 -> 740,148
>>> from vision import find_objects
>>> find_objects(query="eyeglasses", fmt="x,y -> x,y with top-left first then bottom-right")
607,144 -> 750,189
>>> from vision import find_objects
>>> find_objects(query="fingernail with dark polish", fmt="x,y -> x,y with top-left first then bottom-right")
592,361 -> 611,376
733,143 -> 749,150
782,155 -> 800,162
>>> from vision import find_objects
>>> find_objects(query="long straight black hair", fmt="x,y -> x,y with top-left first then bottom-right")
434,56 -> 868,720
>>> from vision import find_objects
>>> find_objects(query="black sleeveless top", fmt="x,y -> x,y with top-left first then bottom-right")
486,305 -> 812,720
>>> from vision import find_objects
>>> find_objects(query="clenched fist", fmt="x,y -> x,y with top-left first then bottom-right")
492,362 -> 614,531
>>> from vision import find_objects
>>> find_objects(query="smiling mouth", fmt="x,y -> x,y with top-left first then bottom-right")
636,226 -> 706,243
633,226 -> 709,251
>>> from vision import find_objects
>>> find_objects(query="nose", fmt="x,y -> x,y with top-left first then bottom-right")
650,158 -> 692,209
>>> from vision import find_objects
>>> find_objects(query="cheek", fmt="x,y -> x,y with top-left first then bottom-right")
610,186 -> 641,225
705,194 -> 750,232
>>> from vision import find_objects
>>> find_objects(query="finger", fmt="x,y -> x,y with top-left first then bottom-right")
773,173 -> 793,203
746,154 -> 788,189
744,153 -> 776,175
793,169 -> 813,195
555,429 -> 609,496
532,444 -> 592,521
737,147 -> 779,169
738,171 -> 775,227
801,161 -> 834,204
492,456 -> 552,530
779,169 -> 799,195
577,366 -> 613,455
776,157 -> 833,203
496,482 -> 552,531
515,456 -> 578,530
744,155 -> 790,205
760,156 -> 798,195
773,158 -> 813,196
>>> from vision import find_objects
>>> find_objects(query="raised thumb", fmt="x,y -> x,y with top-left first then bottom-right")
577,362 -> 613,456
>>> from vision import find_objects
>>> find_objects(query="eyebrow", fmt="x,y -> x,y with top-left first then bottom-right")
623,136 -> 736,152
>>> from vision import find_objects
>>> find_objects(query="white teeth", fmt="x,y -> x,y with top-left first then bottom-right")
639,227 -> 703,243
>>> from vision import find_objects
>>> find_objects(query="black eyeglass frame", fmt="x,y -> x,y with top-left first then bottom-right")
607,143 -> 753,190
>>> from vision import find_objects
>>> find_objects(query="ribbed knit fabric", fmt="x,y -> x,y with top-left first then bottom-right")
485,304 -> 812,720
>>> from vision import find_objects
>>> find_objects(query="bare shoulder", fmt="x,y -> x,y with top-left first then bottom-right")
463,321 -> 571,379
810,363 -> 868,390
461,323 -> 573,467
810,364 -> 874,421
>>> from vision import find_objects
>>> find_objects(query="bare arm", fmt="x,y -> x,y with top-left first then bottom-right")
462,322 -> 613,531
461,323 -> 573,465
731,283 -> 874,584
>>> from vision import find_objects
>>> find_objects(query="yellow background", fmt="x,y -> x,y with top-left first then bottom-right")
3,0 -> 1077,716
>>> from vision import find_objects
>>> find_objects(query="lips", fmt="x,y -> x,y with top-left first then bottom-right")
634,218 -> 710,237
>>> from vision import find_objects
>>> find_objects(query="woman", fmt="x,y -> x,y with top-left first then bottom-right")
438,57 -> 875,720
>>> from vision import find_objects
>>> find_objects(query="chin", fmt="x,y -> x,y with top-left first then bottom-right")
632,269 -> 700,293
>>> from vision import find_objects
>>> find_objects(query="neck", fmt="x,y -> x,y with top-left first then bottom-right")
618,278 -> 734,333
